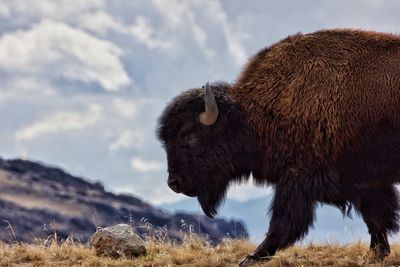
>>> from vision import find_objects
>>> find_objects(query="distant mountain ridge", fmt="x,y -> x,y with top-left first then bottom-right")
0,157 -> 247,243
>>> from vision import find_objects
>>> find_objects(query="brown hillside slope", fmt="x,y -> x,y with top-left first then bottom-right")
0,158 -> 247,244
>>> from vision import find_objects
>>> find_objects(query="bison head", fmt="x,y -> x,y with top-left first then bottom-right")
157,82 -> 257,217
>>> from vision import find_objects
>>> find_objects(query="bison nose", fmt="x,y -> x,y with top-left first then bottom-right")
168,175 -> 182,193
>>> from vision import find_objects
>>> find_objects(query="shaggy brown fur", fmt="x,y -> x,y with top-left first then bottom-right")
233,29 -> 400,164
157,29 -> 400,266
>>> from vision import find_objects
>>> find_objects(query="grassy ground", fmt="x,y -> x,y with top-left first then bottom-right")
2,236 -> 400,266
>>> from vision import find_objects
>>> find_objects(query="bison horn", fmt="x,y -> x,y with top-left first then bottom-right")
199,82 -> 219,126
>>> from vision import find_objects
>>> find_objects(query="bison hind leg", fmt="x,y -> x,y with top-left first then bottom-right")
353,185 -> 400,259
370,232 -> 390,259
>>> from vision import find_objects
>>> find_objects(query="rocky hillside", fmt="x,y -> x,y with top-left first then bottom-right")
0,158 -> 247,244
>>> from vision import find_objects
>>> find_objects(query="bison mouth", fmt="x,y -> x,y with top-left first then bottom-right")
182,188 -> 197,197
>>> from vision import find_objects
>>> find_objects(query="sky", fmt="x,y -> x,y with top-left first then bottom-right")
1,0 -> 400,209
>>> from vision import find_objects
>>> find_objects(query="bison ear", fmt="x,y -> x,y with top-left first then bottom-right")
199,82 -> 219,126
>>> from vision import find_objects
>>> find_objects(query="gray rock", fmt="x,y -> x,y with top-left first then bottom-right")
90,224 -> 146,258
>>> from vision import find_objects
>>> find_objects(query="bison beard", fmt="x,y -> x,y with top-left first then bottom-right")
198,188 -> 225,218
157,29 -> 400,266
197,162 -> 235,218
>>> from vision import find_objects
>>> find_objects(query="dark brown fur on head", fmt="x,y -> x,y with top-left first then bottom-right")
157,83 -> 258,217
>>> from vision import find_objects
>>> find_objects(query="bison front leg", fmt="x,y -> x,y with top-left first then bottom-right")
239,178 -> 316,266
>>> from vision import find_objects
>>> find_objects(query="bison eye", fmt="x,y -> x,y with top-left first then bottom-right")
187,135 -> 199,149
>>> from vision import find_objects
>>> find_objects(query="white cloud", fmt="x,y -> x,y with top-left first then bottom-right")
0,77 -> 54,102
109,130 -> 144,152
0,20 -> 130,91
112,184 -> 186,205
0,3 -> 10,17
15,104 -> 102,141
78,11 -> 172,50
151,0 -> 214,58
227,176 -> 272,202
152,0 -> 186,27
130,16 -> 172,50
152,0 -> 246,65
147,184 -> 187,205
131,157 -> 164,172
0,0 -> 105,20
113,98 -> 138,117
77,10 -> 126,36
205,1 -> 247,66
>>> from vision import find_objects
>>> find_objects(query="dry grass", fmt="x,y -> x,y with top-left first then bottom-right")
2,236 -> 400,267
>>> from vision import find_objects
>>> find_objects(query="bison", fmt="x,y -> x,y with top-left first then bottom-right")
156,29 -> 400,266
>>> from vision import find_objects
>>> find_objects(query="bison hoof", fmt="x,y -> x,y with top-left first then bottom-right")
239,253 -> 270,266
372,247 -> 390,260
